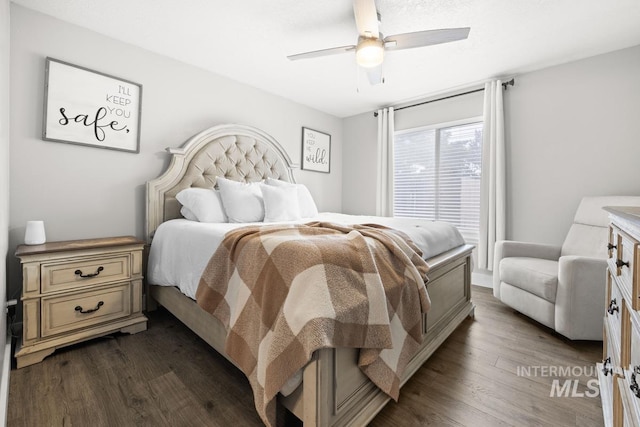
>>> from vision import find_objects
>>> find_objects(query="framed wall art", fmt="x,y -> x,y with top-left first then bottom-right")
301,127 -> 331,173
42,57 -> 142,153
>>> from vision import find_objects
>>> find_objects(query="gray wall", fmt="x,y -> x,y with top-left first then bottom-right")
506,45 -> 640,245
343,45 -> 640,247
0,0 -> 9,400
9,5 -> 343,300
342,111 -> 378,215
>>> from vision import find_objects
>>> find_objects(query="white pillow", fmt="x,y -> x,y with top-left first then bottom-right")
265,178 -> 319,218
217,177 -> 264,223
180,206 -> 199,221
261,184 -> 301,222
175,188 -> 227,223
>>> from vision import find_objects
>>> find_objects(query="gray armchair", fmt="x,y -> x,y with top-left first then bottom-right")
493,196 -> 640,340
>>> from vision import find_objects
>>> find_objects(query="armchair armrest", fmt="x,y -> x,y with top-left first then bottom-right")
493,240 -> 562,296
555,255 -> 607,340
494,240 -> 562,261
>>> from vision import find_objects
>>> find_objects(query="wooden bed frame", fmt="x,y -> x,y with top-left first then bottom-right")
145,123 -> 475,426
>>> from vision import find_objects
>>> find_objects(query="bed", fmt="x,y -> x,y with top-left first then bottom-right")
145,123 -> 475,426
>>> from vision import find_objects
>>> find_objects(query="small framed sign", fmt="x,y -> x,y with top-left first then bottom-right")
43,57 -> 142,153
301,127 -> 331,173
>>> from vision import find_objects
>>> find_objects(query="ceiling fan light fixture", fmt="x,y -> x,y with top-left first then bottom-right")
356,37 -> 384,68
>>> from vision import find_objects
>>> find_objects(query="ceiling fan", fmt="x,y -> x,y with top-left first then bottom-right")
287,0 -> 470,85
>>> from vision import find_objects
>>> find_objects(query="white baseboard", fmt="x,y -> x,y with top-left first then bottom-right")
472,269 -> 493,288
0,335 -> 10,427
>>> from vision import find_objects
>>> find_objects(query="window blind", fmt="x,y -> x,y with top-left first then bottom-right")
393,121 -> 483,244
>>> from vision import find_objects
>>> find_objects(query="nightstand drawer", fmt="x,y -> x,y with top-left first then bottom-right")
41,283 -> 131,337
41,254 -> 131,293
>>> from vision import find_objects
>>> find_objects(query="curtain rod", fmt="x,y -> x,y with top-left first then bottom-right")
373,78 -> 515,117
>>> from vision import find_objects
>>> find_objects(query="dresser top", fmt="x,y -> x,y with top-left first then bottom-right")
604,206 -> 640,225
15,236 -> 145,257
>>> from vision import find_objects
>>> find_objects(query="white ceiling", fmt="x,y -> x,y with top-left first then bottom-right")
12,0 -> 640,118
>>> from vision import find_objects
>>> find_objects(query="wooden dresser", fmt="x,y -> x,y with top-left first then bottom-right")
600,206 -> 640,426
15,236 -> 148,368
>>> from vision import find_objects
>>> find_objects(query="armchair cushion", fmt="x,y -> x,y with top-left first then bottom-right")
493,240 -> 560,299
499,257 -> 559,302
561,223 -> 608,258
573,196 -> 640,227
562,196 -> 640,257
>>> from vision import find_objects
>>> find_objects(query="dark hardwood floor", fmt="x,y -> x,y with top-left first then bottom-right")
8,287 -> 603,426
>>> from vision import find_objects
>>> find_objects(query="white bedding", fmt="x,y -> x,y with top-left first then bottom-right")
147,212 -> 465,299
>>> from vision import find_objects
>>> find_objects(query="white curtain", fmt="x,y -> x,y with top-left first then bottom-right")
376,107 -> 394,217
478,80 -> 506,270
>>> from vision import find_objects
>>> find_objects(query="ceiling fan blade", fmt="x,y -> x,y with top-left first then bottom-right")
384,28 -> 470,51
365,65 -> 384,85
353,0 -> 379,37
287,45 -> 356,61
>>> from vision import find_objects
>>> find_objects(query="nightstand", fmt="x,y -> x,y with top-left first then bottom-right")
14,236 -> 148,368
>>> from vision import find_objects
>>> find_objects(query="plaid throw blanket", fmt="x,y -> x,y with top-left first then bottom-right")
196,222 -> 431,426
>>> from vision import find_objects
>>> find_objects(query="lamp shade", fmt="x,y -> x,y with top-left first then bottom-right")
24,221 -> 46,245
356,37 -> 384,68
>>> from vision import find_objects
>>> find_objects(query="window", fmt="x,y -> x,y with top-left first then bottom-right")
393,119 -> 483,244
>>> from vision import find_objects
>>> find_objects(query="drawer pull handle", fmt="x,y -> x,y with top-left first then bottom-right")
75,301 -> 104,314
607,298 -> 619,315
602,357 -> 612,376
616,259 -> 630,269
631,366 -> 640,398
74,266 -> 104,278
607,243 -> 617,250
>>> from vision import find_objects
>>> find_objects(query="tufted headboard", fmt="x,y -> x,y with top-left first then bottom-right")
146,124 -> 296,241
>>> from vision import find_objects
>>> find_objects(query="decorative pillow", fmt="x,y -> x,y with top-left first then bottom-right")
217,177 -> 264,223
265,178 -> 319,218
175,188 -> 227,223
261,184 -> 301,222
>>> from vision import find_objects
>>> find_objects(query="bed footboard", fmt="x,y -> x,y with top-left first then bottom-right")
279,244 -> 475,426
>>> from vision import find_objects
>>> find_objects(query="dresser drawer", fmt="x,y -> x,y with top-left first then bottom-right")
602,321 -> 619,425
604,324 -> 618,375
611,225 -> 622,261
41,254 -> 131,293
618,231 -> 638,300
628,320 -> 640,375
608,276 -> 624,339
619,368 -> 640,427
41,282 -> 131,338
598,361 -> 615,424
